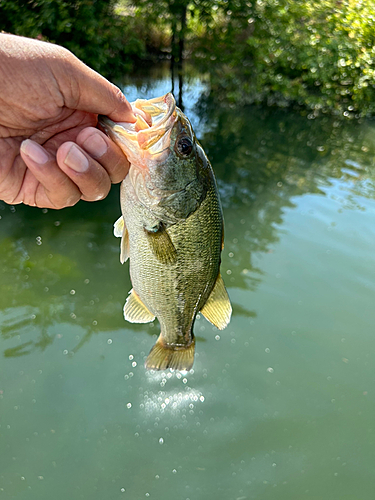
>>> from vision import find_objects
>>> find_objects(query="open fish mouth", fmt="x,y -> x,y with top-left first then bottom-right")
99,93 -> 177,165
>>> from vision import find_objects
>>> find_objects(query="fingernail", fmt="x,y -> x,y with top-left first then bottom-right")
81,133 -> 108,158
64,144 -> 89,172
21,140 -> 49,164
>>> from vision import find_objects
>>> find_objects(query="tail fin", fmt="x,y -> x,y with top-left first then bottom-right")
145,336 -> 195,371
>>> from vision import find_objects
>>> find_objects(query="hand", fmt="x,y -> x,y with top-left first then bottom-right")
0,33 -> 136,209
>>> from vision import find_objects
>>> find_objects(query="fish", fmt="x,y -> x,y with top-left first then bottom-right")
99,93 -> 231,371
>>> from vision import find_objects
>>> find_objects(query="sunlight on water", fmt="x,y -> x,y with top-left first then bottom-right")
2,67 -> 375,499
142,370 -> 205,415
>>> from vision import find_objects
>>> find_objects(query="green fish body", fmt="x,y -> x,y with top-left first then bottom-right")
100,94 -> 231,370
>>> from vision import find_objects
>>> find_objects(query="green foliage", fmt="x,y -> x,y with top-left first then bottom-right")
192,0 -> 375,117
2,0 -> 375,115
0,0 -> 145,78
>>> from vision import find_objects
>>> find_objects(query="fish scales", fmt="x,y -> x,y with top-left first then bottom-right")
124,180 -> 222,345
99,93 -> 231,371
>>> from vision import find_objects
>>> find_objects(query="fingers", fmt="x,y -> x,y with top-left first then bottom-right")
20,140 -> 81,209
61,52 -> 136,123
75,127 -> 130,184
56,142 -> 112,202
19,126 -> 129,208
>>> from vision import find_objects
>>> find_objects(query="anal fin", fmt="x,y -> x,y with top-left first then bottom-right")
123,289 -> 155,323
145,336 -> 195,371
200,274 -> 232,330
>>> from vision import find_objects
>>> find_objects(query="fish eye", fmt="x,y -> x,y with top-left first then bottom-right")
175,136 -> 193,157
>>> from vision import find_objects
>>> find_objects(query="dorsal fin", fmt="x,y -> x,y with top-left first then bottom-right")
200,274 -> 232,330
123,289 -> 155,323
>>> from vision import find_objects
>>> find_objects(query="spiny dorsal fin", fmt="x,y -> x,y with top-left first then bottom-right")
113,216 -> 129,263
123,289 -> 155,323
200,274 -> 232,330
145,335 -> 195,371
144,224 -> 177,265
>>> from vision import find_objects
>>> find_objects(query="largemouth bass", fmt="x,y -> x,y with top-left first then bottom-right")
99,94 -> 231,371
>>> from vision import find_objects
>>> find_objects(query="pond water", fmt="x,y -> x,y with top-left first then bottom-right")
1,67 -> 375,500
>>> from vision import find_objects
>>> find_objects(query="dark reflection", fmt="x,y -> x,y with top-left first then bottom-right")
1,79 -> 375,358
0,187 -> 148,358
195,93 -> 375,290
171,58 -> 184,110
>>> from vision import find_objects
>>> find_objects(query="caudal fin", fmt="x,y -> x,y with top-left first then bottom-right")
145,336 -> 195,371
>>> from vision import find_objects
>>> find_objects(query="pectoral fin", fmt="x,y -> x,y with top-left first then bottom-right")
123,289 -> 155,323
113,216 -> 129,263
144,224 -> 177,264
200,274 -> 232,330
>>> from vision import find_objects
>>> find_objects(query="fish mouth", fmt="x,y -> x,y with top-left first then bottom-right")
98,93 -> 177,165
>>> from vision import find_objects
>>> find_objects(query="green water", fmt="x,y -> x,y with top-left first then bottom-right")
1,72 -> 375,500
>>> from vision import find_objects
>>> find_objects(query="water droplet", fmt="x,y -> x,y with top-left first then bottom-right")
132,361 -> 137,367
129,355 -> 134,360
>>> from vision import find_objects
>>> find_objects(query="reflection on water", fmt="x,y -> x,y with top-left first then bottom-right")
142,371 -> 205,415
1,68 -> 375,500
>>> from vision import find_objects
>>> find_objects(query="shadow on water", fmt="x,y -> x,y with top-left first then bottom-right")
2,71 -> 375,358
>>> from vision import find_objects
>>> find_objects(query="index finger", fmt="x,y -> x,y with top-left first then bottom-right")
59,51 -> 136,123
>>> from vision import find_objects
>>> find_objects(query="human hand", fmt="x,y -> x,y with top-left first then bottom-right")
0,33 -> 136,209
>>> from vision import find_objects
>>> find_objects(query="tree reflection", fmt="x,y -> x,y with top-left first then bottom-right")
196,94 -> 375,291
1,90 -> 375,358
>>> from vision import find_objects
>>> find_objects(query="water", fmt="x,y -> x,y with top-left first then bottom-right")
1,68 -> 375,499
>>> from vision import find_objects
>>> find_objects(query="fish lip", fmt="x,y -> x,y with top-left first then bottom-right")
98,93 -> 177,158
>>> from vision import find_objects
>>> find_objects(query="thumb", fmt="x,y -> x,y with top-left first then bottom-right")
61,52 -> 136,123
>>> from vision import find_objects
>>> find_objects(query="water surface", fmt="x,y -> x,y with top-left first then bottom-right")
1,69 -> 375,500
